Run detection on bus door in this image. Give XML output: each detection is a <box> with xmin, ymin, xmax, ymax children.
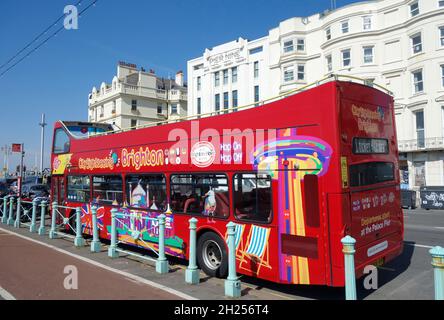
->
<box><xmin>51</xmin><ymin>176</ymin><xmax>66</xmax><ymax>224</ymax></box>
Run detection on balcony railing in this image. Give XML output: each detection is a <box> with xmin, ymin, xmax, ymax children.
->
<box><xmin>398</xmin><ymin>137</ymin><xmax>444</xmax><ymax>152</ymax></box>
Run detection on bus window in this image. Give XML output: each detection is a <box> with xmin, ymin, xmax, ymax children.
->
<box><xmin>233</xmin><ymin>173</ymin><xmax>272</xmax><ymax>223</ymax></box>
<box><xmin>67</xmin><ymin>176</ymin><xmax>90</xmax><ymax>203</ymax></box>
<box><xmin>349</xmin><ymin>162</ymin><xmax>394</xmax><ymax>187</ymax></box>
<box><xmin>53</xmin><ymin>129</ymin><xmax>70</xmax><ymax>154</ymax></box>
<box><xmin>126</xmin><ymin>174</ymin><xmax>166</xmax><ymax>211</ymax></box>
<box><xmin>170</xmin><ymin>174</ymin><xmax>229</xmax><ymax>218</ymax></box>
<box><xmin>93</xmin><ymin>175</ymin><xmax>123</xmax><ymax>205</ymax></box>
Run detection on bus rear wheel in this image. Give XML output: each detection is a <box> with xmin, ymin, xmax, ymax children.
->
<box><xmin>197</xmin><ymin>232</ymin><xmax>228</xmax><ymax>278</ymax></box>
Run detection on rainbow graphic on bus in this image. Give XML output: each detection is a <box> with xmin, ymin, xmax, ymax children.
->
<box><xmin>252</xmin><ymin>128</ymin><xmax>333</xmax><ymax>284</ymax></box>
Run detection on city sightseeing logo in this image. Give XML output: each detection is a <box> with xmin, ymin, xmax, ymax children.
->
<box><xmin>191</xmin><ymin>141</ymin><xmax>216</xmax><ymax>168</ymax></box>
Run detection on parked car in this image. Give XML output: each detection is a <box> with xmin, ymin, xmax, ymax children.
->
<box><xmin>22</xmin><ymin>184</ymin><xmax>50</xmax><ymax>199</ymax></box>
<box><xmin>9</xmin><ymin>176</ymin><xmax>39</xmax><ymax>195</ymax></box>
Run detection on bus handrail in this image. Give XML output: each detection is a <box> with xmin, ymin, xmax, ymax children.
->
<box><xmin>63</xmin><ymin>73</ymin><xmax>393</xmax><ymax>139</ymax></box>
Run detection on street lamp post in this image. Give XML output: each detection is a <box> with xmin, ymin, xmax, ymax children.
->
<box><xmin>39</xmin><ymin>113</ymin><xmax>47</xmax><ymax>177</ymax></box>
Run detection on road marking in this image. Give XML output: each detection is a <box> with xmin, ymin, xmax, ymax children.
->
<box><xmin>0</xmin><ymin>286</ymin><xmax>16</xmax><ymax>300</ymax></box>
<box><xmin>0</xmin><ymin>227</ymin><xmax>197</xmax><ymax>300</ymax></box>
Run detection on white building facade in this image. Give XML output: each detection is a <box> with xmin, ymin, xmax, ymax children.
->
<box><xmin>187</xmin><ymin>0</ymin><xmax>444</xmax><ymax>189</ymax></box>
<box><xmin>89</xmin><ymin>62</ymin><xmax>187</xmax><ymax>130</ymax></box>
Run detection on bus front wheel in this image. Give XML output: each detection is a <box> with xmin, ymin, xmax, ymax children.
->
<box><xmin>197</xmin><ymin>232</ymin><xmax>228</xmax><ymax>278</ymax></box>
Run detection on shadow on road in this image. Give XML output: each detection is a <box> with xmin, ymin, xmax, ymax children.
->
<box><xmin>355</xmin><ymin>241</ymin><xmax>415</xmax><ymax>300</ymax></box>
<box><xmin>57</xmin><ymin>230</ymin><xmax>415</xmax><ymax>300</ymax></box>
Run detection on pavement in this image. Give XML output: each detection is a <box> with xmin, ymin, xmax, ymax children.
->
<box><xmin>0</xmin><ymin>208</ymin><xmax>442</xmax><ymax>300</ymax></box>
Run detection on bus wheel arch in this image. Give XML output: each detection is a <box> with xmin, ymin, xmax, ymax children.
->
<box><xmin>196</xmin><ymin>230</ymin><xmax>228</xmax><ymax>278</ymax></box>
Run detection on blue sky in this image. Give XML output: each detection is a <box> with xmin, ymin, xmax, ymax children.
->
<box><xmin>0</xmin><ymin>0</ymin><xmax>362</xmax><ymax>172</ymax></box>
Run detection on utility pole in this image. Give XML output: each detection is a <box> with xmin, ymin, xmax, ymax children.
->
<box><xmin>1</xmin><ymin>145</ymin><xmax>11</xmax><ymax>177</ymax></box>
<box><xmin>39</xmin><ymin>113</ymin><xmax>47</xmax><ymax>177</ymax></box>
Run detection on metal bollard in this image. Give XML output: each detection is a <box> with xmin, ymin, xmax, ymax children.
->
<box><xmin>108</xmin><ymin>208</ymin><xmax>119</xmax><ymax>258</ymax></box>
<box><xmin>74</xmin><ymin>207</ymin><xmax>85</xmax><ymax>247</ymax></box>
<box><xmin>430</xmin><ymin>246</ymin><xmax>444</xmax><ymax>300</ymax></box>
<box><xmin>341</xmin><ymin>235</ymin><xmax>357</xmax><ymax>300</ymax></box>
<box><xmin>185</xmin><ymin>217</ymin><xmax>199</xmax><ymax>284</ymax></box>
<box><xmin>7</xmin><ymin>197</ymin><xmax>15</xmax><ymax>225</ymax></box>
<box><xmin>29</xmin><ymin>199</ymin><xmax>38</xmax><ymax>233</ymax></box>
<box><xmin>155</xmin><ymin>214</ymin><xmax>168</xmax><ymax>274</ymax></box>
<box><xmin>38</xmin><ymin>201</ymin><xmax>47</xmax><ymax>236</ymax></box>
<box><xmin>14</xmin><ymin>197</ymin><xmax>21</xmax><ymax>228</ymax></box>
<box><xmin>90</xmin><ymin>206</ymin><xmax>101</xmax><ymax>253</ymax></box>
<box><xmin>224</xmin><ymin>221</ymin><xmax>241</xmax><ymax>298</ymax></box>
<box><xmin>49</xmin><ymin>201</ymin><xmax>58</xmax><ymax>239</ymax></box>
<box><xmin>2</xmin><ymin>196</ymin><xmax>9</xmax><ymax>224</ymax></box>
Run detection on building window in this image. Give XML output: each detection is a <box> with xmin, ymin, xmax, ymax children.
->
<box><xmin>440</xmin><ymin>27</ymin><xmax>444</xmax><ymax>46</ymax></box>
<box><xmin>131</xmin><ymin>100</ymin><xmax>137</xmax><ymax>111</ymax></box>
<box><xmin>364</xmin><ymin>78</ymin><xmax>375</xmax><ymax>87</ymax></box>
<box><xmin>100</xmin><ymin>105</ymin><xmax>104</xmax><ymax>117</ymax></box>
<box><xmin>342</xmin><ymin>49</ymin><xmax>351</xmax><ymax>67</ymax></box>
<box><xmin>232</xmin><ymin>67</ymin><xmax>238</xmax><ymax>83</ymax></box>
<box><xmin>283</xmin><ymin>65</ymin><xmax>294</xmax><ymax>82</ymax></box>
<box><xmin>171</xmin><ymin>103</ymin><xmax>178</xmax><ymax>114</ymax></box>
<box><xmin>223</xmin><ymin>92</ymin><xmax>229</xmax><ymax>111</ymax></box>
<box><xmin>157</xmin><ymin>104</ymin><xmax>162</xmax><ymax>114</ymax></box>
<box><xmin>326</xmin><ymin>27</ymin><xmax>331</xmax><ymax>40</ymax></box>
<box><xmin>249</xmin><ymin>46</ymin><xmax>263</xmax><ymax>54</ymax></box>
<box><xmin>440</xmin><ymin>0</ymin><xmax>444</xmax><ymax>7</ymax></box>
<box><xmin>341</xmin><ymin>21</ymin><xmax>349</xmax><ymax>34</ymax></box>
<box><xmin>297</xmin><ymin>65</ymin><xmax>305</xmax><ymax>81</ymax></box>
<box><xmin>326</xmin><ymin>55</ymin><xmax>332</xmax><ymax>72</ymax></box>
<box><xmin>197</xmin><ymin>98</ymin><xmax>201</xmax><ymax>115</ymax></box>
<box><xmin>197</xmin><ymin>76</ymin><xmax>201</xmax><ymax>91</ymax></box>
<box><xmin>410</xmin><ymin>1</ymin><xmax>419</xmax><ymax>17</ymax></box>
<box><xmin>283</xmin><ymin>40</ymin><xmax>294</xmax><ymax>53</ymax></box>
<box><xmin>297</xmin><ymin>39</ymin><xmax>305</xmax><ymax>51</ymax></box>
<box><xmin>412</xmin><ymin>69</ymin><xmax>424</xmax><ymax>94</ymax></box>
<box><xmin>131</xmin><ymin>119</ymin><xmax>137</xmax><ymax>129</ymax></box>
<box><xmin>223</xmin><ymin>69</ymin><xmax>229</xmax><ymax>85</ymax></box>
<box><xmin>411</xmin><ymin>33</ymin><xmax>422</xmax><ymax>54</ymax></box>
<box><xmin>232</xmin><ymin>90</ymin><xmax>238</xmax><ymax>109</ymax></box>
<box><xmin>254</xmin><ymin>86</ymin><xmax>260</xmax><ymax>104</ymax></box>
<box><xmin>254</xmin><ymin>61</ymin><xmax>259</xmax><ymax>78</ymax></box>
<box><xmin>214</xmin><ymin>72</ymin><xmax>220</xmax><ymax>87</ymax></box>
<box><xmin>363</xmin><ymin>16</ymin><xmax>372</xmax><ymax>30</ymax></box>
<box><xmin>215</xmin><ymin>94</ymin><xmax>220</xmax><ymax>112</ymax></box>
<box><xmin>441</xmin><ymin>65</ymin><xmax>444</xmax><ymax>87</ymax></box>
<box><xmin>415</xmin><ymin>110</ymin><xmax>425</xmax><ymax>149</ymax></box>
<box><xmin>112</xmin><ymin>101</ymin><xmax>116</xmax><ymax>114</ymax></box>
<box><xmin>363</xmin><ymin>46</ymin><xmax>374</xmax><ymax>64</ymax></box>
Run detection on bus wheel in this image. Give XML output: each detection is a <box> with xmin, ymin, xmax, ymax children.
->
<box><xmin>197</xmin><ymin>232</ymin><xmax>228</xmax><ymax>278</ymax></box>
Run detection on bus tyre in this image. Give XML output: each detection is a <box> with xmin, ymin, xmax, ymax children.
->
<box><xmin>197</xmin><ymin>232</ymin><xmax>228</xmax><ymax>278</ymax></box>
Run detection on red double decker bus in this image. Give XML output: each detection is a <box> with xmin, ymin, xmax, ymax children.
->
<box><xmin>50</xmin><ymin>78</ymin><xmax>403</xmax><ymax>287</ymax></box>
